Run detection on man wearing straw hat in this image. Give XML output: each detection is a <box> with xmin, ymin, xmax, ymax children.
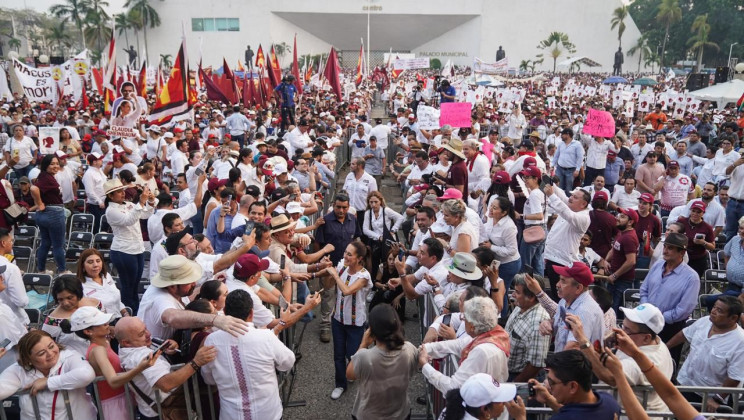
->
<box><xmin>435</xmin><ymin>137</ymin><xmax>469</xmax><ymax>198</ymax></box>
<box><xmin>138</xmin><ymin>255</ymin><xmax>250</xmax><ymax>341</ymax></box>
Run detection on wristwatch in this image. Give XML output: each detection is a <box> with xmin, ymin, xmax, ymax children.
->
<box><xmin>579</xmin><ymin>341</ymin><xmax>592</xmax><ymax>350</ymax></box>
<box><xmin>432</xmin><ymin>286</ymin><xmax>441</xmax><ymax>293</ymax></box>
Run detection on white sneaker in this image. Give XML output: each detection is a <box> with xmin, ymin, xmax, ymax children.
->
<box><xmin>330</xmin><ymin>387</ymin><xmax>344</xmax><ymax>400</ymax></box>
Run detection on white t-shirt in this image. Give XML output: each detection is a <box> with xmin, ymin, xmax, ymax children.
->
<box><xmin>523</xmin><ymin>188</ymin><xmax>546</xmax><ymax>225</ymax></box>
<box><xmin>137</xmin><ymin>286</ymin><xmax>185</xmax><ymax>340</ymax></box>
<box><xmin>333</xmin><ymin>262</ymin><xmax>372</xmax><ymax>327</ymax></box>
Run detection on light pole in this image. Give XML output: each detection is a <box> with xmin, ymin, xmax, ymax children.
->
<box><xmin>366</xmin><ymin>0</ymin><xmax>371</xmax><ymax>80</ymax></box>
<box><xmin>728</xmin><ymin>42</ymin><xmax>738</xmax><ymax>69</ymax></box>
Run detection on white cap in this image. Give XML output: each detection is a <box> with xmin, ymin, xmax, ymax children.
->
<box><xmin>619</xmin><ymin>303</ymin><xmax>665</xmax><ymax>334</ymax></box>
<box><xmin>460</xmin><ymin>373</ymin><xmax>517</xmax><ymax>407</ymax></box>
<box><xmin>286</xmin><ymin>201</ymin><xmax>303</xmax><ymax>214</ymax></box>
<box><xmin>70</xmin><ymin>306</ymin><xmax>115</xmax><ymax>332</ymax></box>
<box><xmin>430</xmin><ymin>220</ymin><xmax>452</xmax><ymax>235</ymax></box>
<box><xmin>273</xmin><ymin>163</ymin><xmax>288</xmax><ymax>176</ymax></box>
<box><xmin>163</xmin><ymin>132</ymin><xmax>174</xmax><ymax>139</ymax></box>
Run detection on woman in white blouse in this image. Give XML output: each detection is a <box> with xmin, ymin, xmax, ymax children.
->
<box><xmin>77</xmin><ymin>248</ymin><xmax>128</xmax><ymax>318</ymax></box>
<box><xmin>326</xmin><ymin>241</ymin><xmax>373</xmax><ymax>401</ymax></box>
<box><xmin>104</xmin><ymin>178</ymin><xmax>155</xmax><ymax>314</ymax></box>
<box><xmin>363</xmin><ymin>191</ymin><xmax>404</xmax><ymax>280</ymax></box>
<box><xmin>518</xmin><ymin>167</ymin><xmax>547</xmax><ymax>276</ymax></box>
<box><xmin>41</xmin><ymin>276</ymin><xmax>102</xmax><ymax>357</ymax></box>
<box><xmin>0</xmin><ymin>330</ymin><xmax>97</xmax><ymax>420</ymax></box>
<box><xmin>441</xmin><ymin>199</ymin><xmax>478</xmax><ymax>258</ymax></box>
<box><xmin>482</xmin><ymin>196</ymin><xmax>521</xmax><ymax>317</ymax></box>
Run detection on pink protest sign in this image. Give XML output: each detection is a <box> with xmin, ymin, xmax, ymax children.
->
<box><xmin>583</xmin><ymin>108</ymin><xmax>616</xmax><ymax>138</ymax></box>
<box><xmin>439</xmin><ymin>102</ymin><xmax>472</xmax><ymax>128</ymax></box>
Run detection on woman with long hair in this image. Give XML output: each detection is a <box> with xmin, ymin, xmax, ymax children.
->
<box><xmin>110</xmin><ymin>93</ymin><xmax>142</xmax><ymax>128</ymax></box>
<box><xmin>135</xmin><ymin>162</ymin><xmax>167</xmax><ymax>196</ymax></box>
<box><xmin>195</xmin><ymin>279</ymin><xmax>229</xmax><ymax>314</ymax></box>
<box><xmin>346</xmin><ymin>304</ymin><xmax>417</xmax><ymax>420</ymax></box>
<box><xmin>104</xmin><ymin>178</ymin><xmax>155</xmax><ymax>313</ymax></box>
<box><xmin>77</xmin><ymin>248</ymin><xmax>129</xmax><ymax>319</ymax></box>
<box><xmin>42</xmin><ymin>275</ymin><xmax>102</xmax><ymax>357</ymax></box>
<box><xmin>327</xmin><ymin>241</ymin><xmax>373</xmax><ymax>400</ymax></box>
<box><xmin>482</xmin><ymin>197</ymin><xmax>521</xmax><ymax>317</ymax></box>
<box><xmin>58</xmin><ymin>128</ymin><xmax>82</xmax><ymax>162</ymax></box>
<box><xmin>363</xmin><ymin>191</ymin><xmax>404</xmax><ymax>280</ymax></box>
<box><xmin>0</xmin><ymin>330</ymin><xmax>97</xmax><ymax>420</ymax></box>
<box><xmin>30</xmin><ymin>154</ymin><xmax>66</xmax><ymax>274</ymax></box>
<box><xmin>70</xmin><ymin>307</ymin><xmax>158</xmax><ymax>420</ymax></box>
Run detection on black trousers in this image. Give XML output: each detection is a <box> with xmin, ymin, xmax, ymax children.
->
<box><xmin>659</xmin><ymin>319</ymin><xmax>687</xmax><ymax>368</ymax></box>
<box><xmin>544</xmin><ymin>260</ymin><xmax>564</xmax><ymax>303</ymax></box>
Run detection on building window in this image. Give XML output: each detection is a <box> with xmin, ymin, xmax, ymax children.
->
<box><xmin>192</xmin><ymin>18</ymin><xmax>239</xmax><ymax>32</ymax></box>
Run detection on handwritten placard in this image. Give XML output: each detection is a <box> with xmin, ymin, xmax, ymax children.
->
<box><xmin>416</xmin><ymin>105</ymin><xmax>441</xmax><ymax>130</ymax></box>
<box><xmin>439</xmin><ymin>102</ymin><xmax>472</xmax><ymax>128</ymax></box>
<box><xmin>107</xmin><ymin>125</ymin><xmax>138</xmax><ymax>138</ymax></box>
<box><xmin>583</xmin><ymin>109</ymin><xmax>616</xmax><ymax>138</ymax></box>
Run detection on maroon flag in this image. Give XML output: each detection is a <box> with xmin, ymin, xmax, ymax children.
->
<box><xmin>322</xmin><ymin>47</ymin><xmax>343</xmax><ymax>99</ymax></box>
<box><xmin>291</xmin><ymin>35</ymin><xmax>303</xmax><ymax>94</ymax></box>
<box><xmin>199</xmin><ymin>65</ymin><xmax>232</xmax><ymax>104</ymax></box>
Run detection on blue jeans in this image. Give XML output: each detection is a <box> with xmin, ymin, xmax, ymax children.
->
<box><xmin>499</xmin><ymin>258</ymin><xmax>521</xmax><ymax>319</ymax></box>
<box><xmin>609</xmin><ymin>280</ymin><xmax>637</xmax><ymax>314</ymax></box>
<box><xmin>111</xmin><ymin>250</ymin><xmax>145</xmax><ymax>313</ymax></box>
<box><xmin>555</xmin><ymin>166</ymin><xmax>576</xmax><ymax>195</ymax></box>
<box><xmin>636</xmin><ymin>255</ymin><xmax>651</xmax><ymax>269</ymax></box>
<box><xmin>190</xmin><ymin>208</ymin><xmax>204</xmax><ymax>235</ymax></box>
<box><xmin>11</xmin><ymin>165</ymin><xmax>32</xmax><ymax>182</ymax></box>
<box><xmin>519</xmin><ymin>228</ymin><xmax>546</xmax><ymax>276</ymax></box>
<box><xmin>34</xmin><ymin>206</ymin><xmax>66</xmax><ymax>272</ymax></box>
<box><xmin>331</xmin><ymin>317</ymin><xmax>364</xmax><ymax>389</ymax></box>
<box><xmin>725</xmin><ymin>198</ymin><xmax>744</xmax><ymax>241</ymax></box>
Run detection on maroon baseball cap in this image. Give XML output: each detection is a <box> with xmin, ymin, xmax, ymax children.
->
<box><xmin>690</xmin><ymin>201</ymin><xmax>707</xmax><ymax>212</ymax></box>
<box><xmin>668</xmin><ymin>161</ymin><xmax>680</xmax><ymax>168</ymax></box>
<box><xmin>523</xmin><ymin>157</ymin><xmax>537</xmax><ymax>168</ymax></box>
<box><xmin>593</xmin><ymin>191</ymin><xmax>609</xmax><ymax>201</ymax></box>
<box><xmin>207</xmin><ymin>178</ymin><xmax>228</xmax><ymax>192</ymax></box>
<box><xmin>520</xmin><ymin>166</ymin><xmax>541</xmax><ymax>178</ymax></box>
<box><xmin>492</xmin><ymin>171</ymin><xmax>511</xmax><ymax>185</ymax></box>
<box><xmin>639</xmin><ymin>193</ymin><xmax>654</xmax><ymax>203</ymax></box>
<box><xmin>233</xmin><ymin>254</ymin><xmax>269</xmax><ymax>279</ymax></box>
<box><xmin>553</xmin><ymin>261</ymin><xmax>594</xmax><ymax>287</ymax></box>
<box><xmin>619</xmin><ymin>208</ymin><xmax>639</xmax><ymax>225</ymax></box>
<box><xmin>607</xmin><ymin>150</ymin><xmax>617</xmax><ymax>158</ymax></box>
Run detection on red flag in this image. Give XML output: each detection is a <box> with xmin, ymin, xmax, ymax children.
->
<box><xmin>200</xmin><ymin>63</ymin><xmax>232</xmax><ymax>104</ymax></box>
<box><xmin>101</xmin><ymin>32</ymin><xmax>117</xmax><ymax>113</ymax></box>
<box><xmin>222</xmin><ymin>58</ymin><xmax>234</xmax><ymax>80</ymax></box>
<box><xmin>304</xmin><ymin>58</ymin><xmax>313</xmax><ymax>83</ymax></box>
<box><xmin>136</xmin><ymin>60</ymin><xmax>147</xmax><ymax>97</ymax></box>
<box><xmin>291</xmin><ymin>35</ymin><xmax>303</xmax><ymax>94</ymax></box>
<box><xmin>148</xmin><ymin>39</ymin><xmax>192</xmax><ymax>124</ymax></box>
<box><xmin>391</xmin><ymin>55</ymin><xmax>404</xmax><ymax>80</ymax></box>
<box><xmin>322</xmin><ymin>47</ymin><xmax>343</xmax><ymax>100</ymax></box>
<box><xmin>268</xmin><ymin>45</ymin><xmax>282</xmax><ymax>89</ymax></box>
<box><xmin>242</xmin><ymin>76</ymin><xmax>252</xmax><ymax>108</ymax></box>
<box><xmin>255</xmin><ymin>45</ymin><xmax>266</xmax><ymax>69</ymax></box>
<box><xmin>355</xmin><ymin>42</ymin><xmax>365</xmax><ymax>86</ymax></box>
<box><xmin>91</xmin><ymin>68</ymin><xmax>104</xmax><ymax>95</ymax></box>
<box><xmin>256</xmin><ymin>71</ymin><xmax>268</xmax><ymax>108</ymax></box>
<box><xmin>247</xmin><ymin>72</ymin><xmax>257</xmax><ymax>107</ymax></box>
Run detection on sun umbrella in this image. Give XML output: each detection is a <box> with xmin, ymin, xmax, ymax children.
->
<box><xmin>633</xmin><ymin>77</ymin><xmax>658</xmax><ymax>86</ymax></box>
<box><xmin>602</xmin><ymin>76</ymin><xmax>629</xmax><ymax>84</ymax></box>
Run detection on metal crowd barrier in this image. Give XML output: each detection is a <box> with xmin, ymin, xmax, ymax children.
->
<box><xmin>417</xmin><ymin>293</ymin><xmax>744</xmax><ymax>420</ymax></box>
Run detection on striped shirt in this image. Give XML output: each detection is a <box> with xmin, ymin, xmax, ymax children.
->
<box><xmin>553</xmin><ymin>291</ymin><xmax>605</xmax><ymax>352</ymax></box>
<box><xmin>333</xmin><ymin>262</ymin><xmax>372</xmax><ymax>327</ymax></box>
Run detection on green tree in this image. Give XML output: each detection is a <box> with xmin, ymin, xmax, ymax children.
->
<box><xmin>537</xmin><ymin>31</ymin><xmax>576</xmax><ymax>72</ymax></box>
<box><xmin>83</xmin><ymin>9</ymin><xmax>111</xmax><ymax>57</ymax></box>
<box><xmin>49</xmin><ymin>0</ymin><xmax>91</xmax><ymax>50</ymax></box>
<box><xmin>8</xmin><ymin>37</ymin><xmax>21</xmax><ymax>52</ymax></box>
<box><xmin>656</xmin><ymin>0</ymin><xmax>682</xmax><ymax>68</ymax></box>
<box><xmin>687</xmin><ymin>14</ymin><xmax>719</xmax><ymax>72</ymax></box>
<box><xmin>519</xmin><ymin>59</ymin><xmax>531</xmax><ymax>73</ymax></box>
<box><xmin>644</xmin><ymin>50</ymin><xmax>661</xmax><ymax>74</ymax></box>
<box><xmin>628</xmin><ymin>34</ymin><xmax>652</xmax><ymax>74</ymax></box>
<box><xmin>610</xmin><ymin>6</ymin><xmax>629</xmax><ymax>48</ymax></box>
<box><xmin>160</xmin><ymin>53</ymin><xmax>172</xmax><ymax>69</ymax></box>
<box><xmin>430</xmin><ymin>58</ymin><xmax>441</xmax><ymax>69</ymax></box>
<box><xmin>115</xmin><ymin>13</ymin><xmax>131</xmax><ymax>50</ymax></box>
<box><xmin>124</xmin><ymin>0</ymin><xmax>160</xmax><ymax>64</ymax></box>
<box><xmin>274</xmin><ymin>41</ymin><xmax>291</xmax><ymax>68</ymax></box>
<box><xmin>45</xmin><ymin>22</ymin><xmax>72</xmax><ymax>56</ymax></box>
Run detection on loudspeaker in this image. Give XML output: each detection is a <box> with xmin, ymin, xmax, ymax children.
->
<box><xmin>686</xmin><ymin>73</ymin><xmax>710</xmax><ymax>91</ymax></box>
<box><xmin>714</xmin><ymin>67</ymin><xmax>730</xmax><ymax>84</ymax></box>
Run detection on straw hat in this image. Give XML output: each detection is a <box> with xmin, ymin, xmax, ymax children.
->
<box><xmin>152</xmin><ymin>255</ymin><xmax>203</xmax><ymax>288</ymax></box>
<box><xmin>103</xmin><ymin>178</ymin><xmax>126</xmax><ymax>195</ymax></box>
<box><xmin>270</xmin><ymin>214</ymin><xmax>297</xmax><ymax>234</ymax></box>
<box><xmin>442</xmin><ymin>137</ymin><xmax>466</xmax><ymax>159</ymax></box>
<box><xmin>446</xmin><ymin>252</ymin><xmax>483</xmax><ymax>281</ymax></box>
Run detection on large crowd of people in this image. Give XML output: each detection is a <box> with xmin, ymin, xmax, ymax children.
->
<box><xmin>0</xmin><ymin>65</ymin><xmax>742</xmax><ymax>420</ymax></box>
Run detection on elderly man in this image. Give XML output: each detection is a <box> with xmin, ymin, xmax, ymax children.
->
<box><xmin>542</xmin><ymin>185</ymin><xmax>591</xmax><ymax>302</ymax></box>
<box><xmin>202</xmin><ymin>290</ymin><xmax>296</xmax><ymax>420</ymax></box>
<box><xmin>342</xmin><ymin>157</ymin><xmax>378</xmax><ymax>214</ymax></box>
<box><xmin>463</xmin><ymin>139</ymin><xmax>490</xmax><ymax>196</ymax></box>
<box><xmin>568</xmin><ymin>303</ymin><xmax>674</xmax><ymax>414</ymax></box>
<box><xmin>505</xmin><ymin>274</ymin><xmax>551</xmax><ymax>382</ymax></box>
<box><xmin>667</xmin><ymin>296</ymin><xmax>744</xmax><ymax>411</ymax></box>
<box><xmin>418</xmin><ymin>296</ymin><xmax>509</xmax><ymax>393</ymax></box>
<box><xmin>138</xmin><ymin>254</ymin><xmax>249</xmax><ymax>340</ymax></box>
<box><xmin>116</xmin><ymin>316</ymin><xmax>217</xmax><ymax>420</ymax></box>
<box><xmin>640</xmin><ymin>232</ymin><xmax>700</xmax><ymax>364</ymax></box>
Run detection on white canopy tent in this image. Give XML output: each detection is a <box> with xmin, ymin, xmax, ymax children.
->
<box><xmin>686</xmin><ymin>79</ymin><xmax>744</xmax><ymax>110</ymax></box>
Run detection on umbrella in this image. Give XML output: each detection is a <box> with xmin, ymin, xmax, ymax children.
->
<box><xmin>602</xmin><ymin>76</ymin><xmax>629</xmax><ymax>84</ymax></box>
<box><xmin>633</xmin><ymin>77</ymin><xmax>658</xmax><ymax>86</ymax></box>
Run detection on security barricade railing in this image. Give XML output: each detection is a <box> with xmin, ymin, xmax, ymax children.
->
<box><xmin>418</xmin><ymin>293</ymin><xmax>744</xmax><ymax>420</ymax></box>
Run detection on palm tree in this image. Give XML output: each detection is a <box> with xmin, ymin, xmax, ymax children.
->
<box><xmin>8</xmin><ymin>37</ymin><xmax>21</xmax><ymax>52</ymax></box>
<box><xmin>124</xmin><ymin>0</ymin><xmax>160</xmax><ymax>64</ymax></box>
<box><xmin>115</xmin><ymin>13</ymin><xmax>131</xmax><ymax>49</ymax></box>
<box><xmin>687</xmin><ymin>14</ymin><xmax>719</xmax><ymax>73</ymax></box>
<box><xmin>537</xmin><ymin>31</ymin><xmax>576</xmax><ymax>72</ymax></box>
<box><xmin>519</xmin><ymin>59</ymin><xmax>531</xmax><ymax>73</ymax></box>
<box><xmin>45</xmin><ymin>22</ymin><xmax>72</xmax><ymax>56</ymax></box>
<box><xmin>49</xmin><ymin>0</ymin><xmax>91</xmax><ymax>50</ymax></box>
<box><xmin>274</xmin><ymin>41</ymin><xmax>291</xmax><ymax>67</ymax></box>
<box><xmin>644</xmin><ymin>50</ymin><xmax>661</xmax><ymax>74</ymax></box>
<box><xmin>83</xmin><ymin>11</ymin><xmax>111</xmax><ymax>55</ymax></box>
<box><xmin>656</xmin><ymin>0</ymin><xmax>682</xmax><ymax>69</ymax></box>
<box><xmin>160</xmin><ymin>53</ymin><xmax>172</xmax><ymax>69</ymax></box>
<box><xmin>628</xmin><ymin>34</ymin><xmax>652</xmax><ymax>74</ymax></box>
<box><xmin>610</xmin><ymin>6</ymin><xmax>629</xmax><ymax>48</ymax></box>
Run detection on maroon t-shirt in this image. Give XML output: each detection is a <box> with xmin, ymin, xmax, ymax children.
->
<box><xmin>678</xmin><ymin>217</ymin><xmax>714</xmax><ymax>260</ymax></box>
<box><xmin>609</xmin><ymin>229</ymin><xmax>640</xmax><ymax>282</ymax></box>
<box><xmin>589</xmin><ymin>210</ymin><xmax>618</xmax><ymax>259</ymax></box>
<box><xmin>447</xmin><ymin>160</ymin><xmax>469</xmax><ymax>198</ymax></box>
<box><xmin>34</xmin><ymin>172</ymin><xmax>63</xmax><ymax>205</ymax></box>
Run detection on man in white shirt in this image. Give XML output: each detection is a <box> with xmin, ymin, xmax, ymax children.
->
<box><xmin>202</xmin><ymin>289</ymin><xmax>296</xmax><ymax>420</ymax></box>
<box><xmin>369</xmin><ymin>118</ymin><xmax>392</xmax><ymax>150</ymax></box>
<box><xmin>286</xmin><ymin>119</ymin><xmax>314</xmax><ymax>157</ymax></box>
<box><xmin>395</xmin><ymin>238</ymin><xmax>450</xmax><ymax>303</ymax></box>
<box><xmin>584</xmin><ymin>136</ymin><xmax>617</xmax><ymax>187</ymax></box>
<box><xmin>582</xmin><ymin>175</ymin><xmax>611</xmax><ymax>200</ymax></box>
<box><xmin>610</xmin><ymin>177</ymin><xmax>642</xmax><ymax>210</ymax></box>
<box><xmin>148</xmin><ymin>186</ymin><xmax>203</xmax><ymax>245</ymax></box>
<box><xmin>463</xmin><ymin>139</ymin><xmax>490</xmax><ymax>197</ymax></box>
<box><xmin>170</xmin><ymin>140</ymin><xmax>189</xmax><ymax>178</ymax></box>
<box><xmin>403</xmin><ymin>150</ymin><xmax>434</xmax><ymax>188</ymax></box>
<box><xmin>342</xmin><ymin>158</ymin><xmax>378</xmax><ymax>213</ymax></box>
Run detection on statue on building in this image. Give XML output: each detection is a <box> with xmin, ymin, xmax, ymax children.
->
<box><xmin>613</xmin><ymin>47</ymin><xmax>624</xmax><ymax>76</ymax></box>
<box><xmin>245</xmin><ymin>45</ymin><xmax>254</xmax><ymax>70</ymax></box>
<box><xmin>123</xmin><ymin>45</ymin><xmax>137</xmax><ymax>68</ymax></box>
<box><xmin>496</xmin><ymin>46</ymin><xmax>506</xmax><ymax>62</ymax></box>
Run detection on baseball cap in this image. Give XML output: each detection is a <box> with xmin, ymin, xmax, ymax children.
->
<box><xmin>667</xmin><ymin>160</ymin><xmax>680</xmax><ymax>169</ymax></box>
<box><xmin>619</xmin><ymin>303</ymin><xmax>665</xmax><ymax>334</ymax></box>
<box><xmin>233</xmin><ymin>253</ymin><xmax>269</xmax><ymax>279</ymax></box>
<box><xmin>639</xmin><ymin>193</ymin><xmax>654</xmax><ymax>204</ymax></box>
<box><xmin>618</xmin><ymin>208</ymin><xmax>639</xmax><ymax>225</ymax></box>
<box><xmin>18</xmin><ymin>176</ymin><xmax>29</xmax><ymax>185</ymax></box>
<box><xmin>522</xmin><ymin>157</ymin><xmax>537</xmax><ymax>168</ymax></box>
<box><xmin>438</xmin><ymin>188</ymin><xmax>463</xmax><ymax>201</ymax></box>
<box><xmin>286</xmin><ymin>201</ymin><xmax>303</xmax><ymax>214</ymax></box>
<box><xmin>492</xmin><ymin>171</ymin><xmax>511</xmax><ymax>185</ymax></box>
<box><xmin>593</xmin><ymin>191</ymin><xmax>609</xmax><ymax>201</ymax></box>
<box><xmin>553</xmin><ymin>261</ymin><xmax>594</xmax><ymax>286</ymax></box>
<box><xmin>163</xmin><ymin>132</ymin><xmax>174</xmax><ymax>139</ymax></box>
<box><xmin>520</xmin><ymin>166</ymin><xmax>541</xmax><ymax>178</ymax></box>
<box><xmin>54</xmin><ymin>150</ymin><xmax>68</xmax><ymax>160</ymax></box>
<box><xmin>607</xmin><ymin>150</ymin><xmax>617</xmax><ymax>158</ymax></box>
<box><xmin>69</xmin><ymin>306</ymin><xmax>114</xmax><ymax>332</ymax></box>
<box><xmin>173</xmin><ymin>127</ymin><xmax>184</xmax><ymax>133</ymax></box>
<box><xmin>460</xmin><ymin>373</ymin><xmax>517</xmax><ymax>407</ymax></box>
<box><xmin>207</xmin><ymin>178</ymin><xmax>228</xmax><ymax>192</ymax></box>
<box><xmin>273</xmin><ymin>163</ymin><xmax>288</xmax><ymax>176</ymax></box>
<box><xmin>86</xmin><ymin>152</ymin><xmax>103</xmax><ymax>164</ymax></box>
<box><xmin>245</xmin><ymin>185</ymin><xmax>261</xmax><ymax>197</ymax></box>
<box><xmin>520</xmin><ymin>140</ymin><xmax>534</xmax><ymax>150</ymax></box>
<box><xmin>690</xmin><ymin>201</ymin><xmax>706</xmax><ymax>212</ymax></box>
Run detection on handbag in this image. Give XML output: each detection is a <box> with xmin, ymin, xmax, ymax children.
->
<box><xmin>522</xmin><ymin>191</ymin><xmax>546</xmax><ymax>244</ymax></box>
<box><xmin>1</xmin><ymin>180</ymin><xmax>26</xmax><ymax>226</ymax></box>
<box><xmin>369</xmin><ymin>207</ymin><xmax>395</xmax><ymax>258</ymax></box>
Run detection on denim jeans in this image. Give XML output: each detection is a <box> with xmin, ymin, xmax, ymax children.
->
<box><xmin>88</xmin><ymin>204</ymin><xmax>105</xmax><ymax>234</ymax></box>
<box><xmin>111</xmin><ymin>250</ymin><xmax>145</xmax><ymax>313</ymax></box>
<box><xmin>555</xmin><ymin>166</ymin><xmax>576</xmax><ymax>195</ymax></box>
<box><xmin>35</xmin><ymin>206</ymin><xmax>66</xmax><ymax>272</ymax></box>
<box><xmin>190</xmin><ymin>208</ymin><xmax>204</xmax><ymax>235</ymax></box>
<box><xmin>331</xmin><ymin>317</ymin><xmax>364</xmax><ymax>389</ymax></box>
<box><xmin>609</xmin><ymin>279</ymin><xmax>636</xmax><ymax>314</ymax></box>
<box><xmin>725</xmin><ymin>198</ymin><xmax>744</xmax><ymax>241</ymax></box>
<box><xmin>519</xmin><ymin>228</ymin><xmax>546</xmax><ymax>276</ymax></box>
<box><xmin>498</xmin><ymin>258</ymin><xmax>521</xmax><ymax>318</ymax></box>
<box><xmin>11</xmin><ymin>165</ymin><xmax>32</xmax><ymax>182</ymax></box>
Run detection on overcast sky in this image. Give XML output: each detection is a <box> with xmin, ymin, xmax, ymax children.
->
<box><xmin>3</xmin><ymin>0</ymin><xmax>126</xmax><ymax>15</ymax></box>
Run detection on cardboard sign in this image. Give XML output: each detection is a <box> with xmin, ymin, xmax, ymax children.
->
<box><xmin>38</xmin><ymin>127</ymin><xmax>60</xmax><ymax>155</ymax></box>
<box><xmin>107</xmin><ymin>125</ymin><xmax>139</xmax><ymax>138</ymax></box>
<box><xmin>417</xmin><ymin>105</ymin><xmax>441</xmax><ymax>130</ymax></box>
<box><xmin>583</xmin><ymin>109</ymin><xmax>616</xmax><ymax>138</ymax></box>
<box><xmin>393</xmin><ymin>57</ymin><xmax>430</xmax><ymax>70</ymax></box>
<box><xmin>439</xmin><ymin>102</ymin><xmax>472</xmax><ymax>128</ymax></box>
